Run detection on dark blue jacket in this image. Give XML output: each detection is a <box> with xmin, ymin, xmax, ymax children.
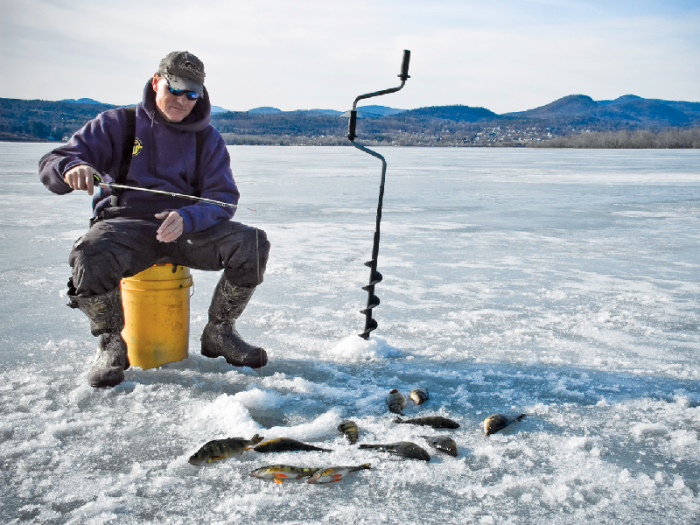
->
<box><xmin>39</xmin><ymin>80</ymin><xmax>239</xmax><ymax>235</ymax></box>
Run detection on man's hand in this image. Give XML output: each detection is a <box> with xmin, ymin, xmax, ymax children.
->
<box><xmin>155</xmin><ymin>211</ymin><xmax>184</xmax><ymax>243</ymax></box>
<box><xmin>64</xmin><ymin>165</ymin><xmax>96</xmax><ymax>195</ymax></box>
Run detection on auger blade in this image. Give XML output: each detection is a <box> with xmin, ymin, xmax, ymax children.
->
<box><xmin>359</xmin><ymin>318</ymin><xmax>378</xmax><ymax>339</ymax></box>
<box><xmin>362</xmin><ymin>271</ymin><xmax>383</xmax><ymax>291</ymax></box>
<box><xmin>360</xmin><ymin>295</ymin><xmax>380</xmax><ymax>314</ymax></box>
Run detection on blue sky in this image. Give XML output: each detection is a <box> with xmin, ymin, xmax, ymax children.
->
<box><xmin>1</xmin><ymin>0</ymin><xmax>698</xmax><ymax>113</ymax></box>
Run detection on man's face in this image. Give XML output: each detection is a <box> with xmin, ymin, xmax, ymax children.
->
<box><xmin>152</xmin><ymin>75</ymin><xmax>198</xmax><ymax>123</ymax></box>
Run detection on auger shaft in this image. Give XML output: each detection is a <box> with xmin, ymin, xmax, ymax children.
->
<box><xmin>348</xmin><ymin>50</ymin><xmax>411</xmax><ymax>339</ymax></box>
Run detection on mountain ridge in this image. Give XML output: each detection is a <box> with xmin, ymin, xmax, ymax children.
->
<box><xmin>504</xmin><ymin>94</ymin><xmax>694</xmax><ymax>125</ymax></box>
<box><xmin>2</xmin><ymin>94</ymin><xmax>698</xmax><ymax>145</ymax></box>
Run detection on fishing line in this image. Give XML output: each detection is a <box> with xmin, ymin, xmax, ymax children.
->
<box><xmin>92</xmin><ymin>173</ymin><xmax>256</xmax><ymax>211</ymax></box>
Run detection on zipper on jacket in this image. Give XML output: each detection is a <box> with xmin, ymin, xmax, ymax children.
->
<box><xmin>149</xmin><ymin>111</ymin><xmax>156</xmax><ymax>174</ymax></box>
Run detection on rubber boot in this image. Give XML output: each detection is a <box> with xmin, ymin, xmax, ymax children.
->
<box><xmin>68</xmin><ymin>286</ymin><xmax>130</xmax><ymax>387</ymax></box>
<box><xmin>200</xmin><ymin>274</ymin><xmax>268</xmax><ymax>368</ymax></box>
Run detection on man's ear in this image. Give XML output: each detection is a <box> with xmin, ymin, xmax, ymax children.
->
<box><xmin>152</xmin><ymin>74</ymin><xmax>160</xmax><ymax>92</ymax></box>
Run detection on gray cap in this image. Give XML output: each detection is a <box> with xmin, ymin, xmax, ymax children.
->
<box><xmin>158</xmin><ymin>51</ymin><xmax>205</xmax><ymax>95</ymax></box>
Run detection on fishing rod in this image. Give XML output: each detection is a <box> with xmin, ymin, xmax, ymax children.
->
<box><xmin>348</xmin><ymin>50</ymin><xmax>411</xmax><ymax>339</ymax></box>
<box><xmin>92</xmin><ymin>174</ymin><xmax>238</xmax><ymax>209</ymax></box>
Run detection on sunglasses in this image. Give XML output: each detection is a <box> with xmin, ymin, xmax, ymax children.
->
<box><xmin>165</xmin><ymin>80</ymin><xmax>201</xmax><ymax>101</ymax></box>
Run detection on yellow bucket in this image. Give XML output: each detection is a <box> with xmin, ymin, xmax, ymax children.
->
<box><xmin>121</xmin><ymin>264</ymin><xmax>193</xmax><ymax>369</ymax></box>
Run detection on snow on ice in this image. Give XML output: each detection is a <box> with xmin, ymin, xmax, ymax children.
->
<box><xmin>1</xmin><ymin>144</ymin><xmax>699</xmax><ymax>523</ymax></box>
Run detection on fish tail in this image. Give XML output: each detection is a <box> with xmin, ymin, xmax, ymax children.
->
<box><xmin>251</xmin><ymin>434</ymin><xmax>264</xmax><ymax>444</ymax></box>
<box><xmin>360</xmin><ymin>463</ymin><xmax>371</xmax><ymax>470</ymax></box>
<box><xmin>393</xmin><ymin>417</ymin><xmax>404</xmax><ymax>424</ymax></box>
<box><xmin>516</xmin><ymin>414</ymin><xmax>526</xmax><ymax>421</ymax></box>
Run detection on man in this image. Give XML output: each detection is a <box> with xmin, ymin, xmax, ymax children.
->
<box><xmin>39</xmin><ymin>51</ymin><xmax>270</xmax><ymax>388</ymax></box>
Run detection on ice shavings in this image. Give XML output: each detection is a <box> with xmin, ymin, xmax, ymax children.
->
<box><xmin>189</xmin><ymin>393</ymin><xmax>263</xmax><ymax>438</ymax></box>
<box><xmin>327</xmin><ymin>335</ymin><xmax>405</xmax><ymax>362</ymax></box>
<box><xmin>262</xmin><ymin>409</ymin><xmax>341</xmax><ymax>441</ymax></box>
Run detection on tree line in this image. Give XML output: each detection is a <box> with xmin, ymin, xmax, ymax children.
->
<box><xmin>531</xmin><ymin>129</ymin><xmax>700</xmax><ymax>149</ymax></box>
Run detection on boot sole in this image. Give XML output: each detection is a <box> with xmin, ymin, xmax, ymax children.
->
<box><xmin>88</xmin><ymin>368</ymin><xmax>125</xmax><ymax>388</ymax></box>
<box><xmin>201</xmin><ymin>345</ymin><xmax>268</xmax><ymax>369</ymax></box>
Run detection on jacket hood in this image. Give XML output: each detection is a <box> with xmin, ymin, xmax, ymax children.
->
<box><xmin>141</xmin><ymin>79</ymin><xmax>211</xmax><ymax>132</ymax></box>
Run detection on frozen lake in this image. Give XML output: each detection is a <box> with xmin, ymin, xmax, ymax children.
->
<box><xmin>1</xmin><ymin>143</ymin><xmax>699</xmax><ymax>524</ymax></box>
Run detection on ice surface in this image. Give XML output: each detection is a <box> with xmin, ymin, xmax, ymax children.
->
<box><xmin>1</xmin><ymin>144</ymin><xmax>699</xmax><ymax>523</ymax></box>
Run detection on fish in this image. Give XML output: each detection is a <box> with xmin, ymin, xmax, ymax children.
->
<box><xmin>188</xmin><ymin>434</ymin><xmax>264</xmax><ymax>465</ymax></box>
<box><xmin>249</xmin><ymin>465</ymin><xmax>320</xmax><ymax>484</ymax></box>
<box><xmin>307</xmin><ymin>463</ymin><xmax>371</xmax><ymax>484</ymax></box>
<box><xmin>483</xmin><ymin>413</ymin><xmax>526</xmax><ymax>436</ymax></box>
<box><xmin>253</xmin><ymin>437</ymin><xmax>333</xmax><ymax>453</ymax></box>
<box><xmin>423</xmin><ymin>435</ymin><xmax>459</xmax><ymax>457</ymax></box>
<box><xmin>393</xmin><ymin>416</ymin><xmax>460</xmax><ymax>429</ymax></box>
<box><xmin>359</xmin><ymin>441</ymin><xmax>431</xmax><ymax>461</ymax></box>
<box><xmin>409</xmin><ymin>387</ymin><xmax>429</xmax><ymax>405</ymax></box>
<box><xmin>386</xmin><ymin>389</ymin><xmax>407</xmax><ymax>415</ymax></box>
<box><xmin>338</xmin><ymin>420</ymin><xmax>359</xmax><ymax>444</ymax></box>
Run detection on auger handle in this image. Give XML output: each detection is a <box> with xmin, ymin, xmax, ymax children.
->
<box><xmin>348</xmin><ymin>110</ymin><xmax>358</xmax><ymax>141</ymax></box>
<box><xmin>399</xmin><ymin>50</ymin><xmax>411</xmax><ymax>81</ymax></box>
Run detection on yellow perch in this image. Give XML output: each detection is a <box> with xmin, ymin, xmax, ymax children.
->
<box><xmin>307</xmin><ymin>463</ymin><xmax>371</xmax><ymax>484</ymax></box>
<box><xmin>338</xmin><ymin>420</ymin><xmax>360</xmax><ymax>444</ymax></box>
<box><xmin>483</xmin><ymin>413</ymin><xmax>526</xmax><ymax>436</ymax></box>
<box><xmin>188</xmin><ymin>434</ymin><xmax>264</xmax><ymax>465</ymax></box>
<box><xmin>249</xmin><ymin>465</ymin><xmax>320</xmax><ymax>484</ymax></box>
<box><xmin>409</xmin><ymin>387</ymin><xmax>429</xmax><ymax>405</ymax></box>
<box><xmin>386</xmin><ymin>389</ymin><xmax>407</xmax><ymax>415</ymax></box>
<box><xmin>254</xmin><ymin>437</ymin><xmax>333</xmax><ymax>453</ymax></box>
<box><xmin>359</xmin><ymin>441</ymin><xmax>431</xmax><ymax>461</ymax></box>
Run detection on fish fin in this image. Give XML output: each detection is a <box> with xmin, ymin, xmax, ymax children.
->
<box><xmin>361</xmin><ymin>463</ymin><xmax>371</xmax><ymax>469</ymax></box>
<box><xmin>516</xmin><ymin>414</ymin><xmax>526</xmax><ymax>421</ymax></box>
<box><xmin>274</xmin><ymin>478</ymin><xmax>283</xmax><ymax>485</ymax></box>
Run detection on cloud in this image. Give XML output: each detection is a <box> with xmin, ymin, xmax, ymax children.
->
<box><xmin>1</xmin><ymin>0</ymin><xmax>698</xmax><ymax>112</ymax></box>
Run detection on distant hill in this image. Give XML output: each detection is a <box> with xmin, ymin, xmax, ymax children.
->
<box><xmin>400</xmin><ymin>105</ymin><xmax>498</xmax><ymax>122</ymax></box>
<box><xmin>288</xmin><ymin>109</ymin><xmax>343</xmax><ymax>117</ymax></box>
<box><xmin>248</xmin><ymin>106</ymin><xmax>404</xmax><ymax>118</ymax></box>
<box><xmin>507</xmin><ymin>95</ymin><xmax>598</xmax><ymax>118</ymax></box>
<box><xmin>248</xmin><ymin>107</ymin><xmax>283</xmax><ymax>114</ymax></box>
<box><xmin>356</xmin><ymin>105</ymin><xmax>407</xmax><ymax>117</ymax></box>
<box><xmin>0</xmin><ymin>97</ymin><xmax>116</xmax><ymax>141</ymax></box>
<box><xmin>505</xmin><ymin>94</ymin><xmax>693</xmax><ymax>126</ymax></box>
<box><xmin>61</xmin><ymin>98</ymin><xmax>106</xmax><ymax>105</ymax></box>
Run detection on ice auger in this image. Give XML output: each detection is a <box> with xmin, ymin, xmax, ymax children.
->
<box><xmin>347</xmin><ymin>50</ymin><xmax>411</xmax><ymax>339</ymax></box>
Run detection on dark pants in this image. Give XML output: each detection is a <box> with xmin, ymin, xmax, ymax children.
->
<box><xmin>68</xmin><ymin>217</ymin><xmax>270</xmax><ymax>297</ymax></box>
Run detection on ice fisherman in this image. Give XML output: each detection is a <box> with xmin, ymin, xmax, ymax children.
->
<box><xmin>39</xmin><ymin>51</ymin><xmax>270</xmax><ymax>388</ymax></box>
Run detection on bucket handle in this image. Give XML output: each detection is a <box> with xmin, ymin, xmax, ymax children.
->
<box><xmin>190</xmin><ymin>282</ymin><xmax>195</xmax><ymax>298</ymax></box>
